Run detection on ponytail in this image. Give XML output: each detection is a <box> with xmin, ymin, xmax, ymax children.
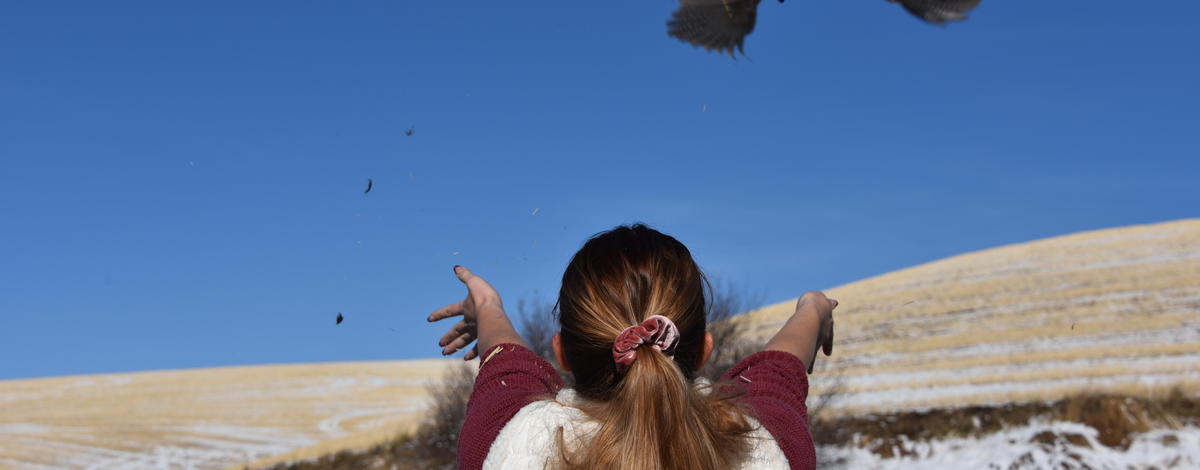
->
<box><xmin>556</xmin><ymin>349</ymin><xmax>754</xmax><ymax>470</ymax></box>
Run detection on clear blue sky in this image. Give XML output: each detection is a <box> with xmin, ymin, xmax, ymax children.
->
<box><xmin>2</xmin><ymin>2</ymin><xmax>1197</xmax><ymax>380</ymax></box>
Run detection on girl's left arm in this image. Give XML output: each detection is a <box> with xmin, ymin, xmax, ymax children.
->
<box><xmin>427</xmin><ymin>266</ymin><xmax>560</xmax><ymax>470</ymax></box>
<box><xmin>457</xmin><ymin>343</ymin><xmax>563</xmax><ymax>470</ymax></box>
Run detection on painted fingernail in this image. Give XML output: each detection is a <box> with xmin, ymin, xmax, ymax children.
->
<box><xmin>453</xmin><ymin>265</ymin><xmax>462</xmax><ymax>274</ymax></box>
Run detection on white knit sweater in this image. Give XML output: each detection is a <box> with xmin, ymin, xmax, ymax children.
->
<box><xmin>482</xmin><ymin>386</ymin><xmax>789</xmax><ymax>469</ymax></box>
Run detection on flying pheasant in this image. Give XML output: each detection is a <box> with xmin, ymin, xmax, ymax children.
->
<box><xmin>668</xmin><ymin>0</ymin><xmax>982</xmax><ymax>55</ymax></box>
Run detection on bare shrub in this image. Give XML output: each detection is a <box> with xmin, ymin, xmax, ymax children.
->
<box><xmin>515</xmin><ymin>296</ymin><xmax>557</xmax><ymax>364</ymax></box>
<box><xmin>699</xmin><ymin>279</ymin><xmax>765</xmax><ymax>382</ymax></box>
<box><xmin>406</xmin><ymin>362</ymin><xmax>476</xmax><ymax>467</ymax></box>
<box><xmin>387</xmin><ymin>294</ymin><xmax>559</xmax><ymax>469</ymax></box>
<box><xmin>393</xmin><ymin>294</ymin><xmax>560</xmax><ymax>467</ymax></box>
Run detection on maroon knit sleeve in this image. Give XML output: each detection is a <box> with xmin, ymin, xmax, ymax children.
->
<box><xmin>723</xmin><ymin>350</ymin><xmax>816</xmax><ymax>470</ymax></box>
<box><xmin>457</xmin><ymin>343</ymin><xmax>564</xmax><ymax>470</ymax></box>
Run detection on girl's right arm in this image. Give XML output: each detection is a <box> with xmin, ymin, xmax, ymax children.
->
<box><xmin>764</xmin><ymin>291</ymin><xmax>837</xmax><ymax>373</ymax></box>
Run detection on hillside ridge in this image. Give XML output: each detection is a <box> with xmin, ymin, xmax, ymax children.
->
<box><xmin>3</xmin><ymin>219</ymin><xmax>1197</xmax><ymax>470</ymax></box>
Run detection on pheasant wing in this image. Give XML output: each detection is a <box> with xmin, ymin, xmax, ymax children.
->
<box><xmin>890</xmin><ymin>0</ymin><xmax>981</xmax><ymax>24</ymax></box>
<box><xmin>668</xmin><ymin>0</ymin><xmax>764</xmax><ymax>55</ymax></box>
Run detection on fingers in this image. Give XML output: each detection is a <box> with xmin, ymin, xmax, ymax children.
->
<box><xmin>438</xmin><ymin>319</ymin><xmax>470</xmax><ymax>347</ymax></box>
<box><xmin>428</xmin><ymin>301</ymin><xmax>464</xmax><ymax>322</ymax></box>
<box><xmin>823</xmin><ymin>320</ymin><xmax>834</xmax><ymax>356</ymax></box>
<box><xmin>463</xmin><ymin>345</ymin><xmax>479</xmax><ymax>361</ymax></box>
<box><xmin>456</xmin><ymin>265</ymin><xmax>499</xmax><ymax>299</ymax></box>
<box><xmin>455</xmin><ymin>265</ymin><xmax>490</xmax><ymax>291</ymax></box>
<box><xmin>442</xmin><ymin>332</ymin><xmax>476</xmax><ymax>356</ymax></box>
<box><xmin>453</xmin><ymin>265</ymin><xmax>473</xmax><ymax>283</ymax></box>
<box><xmin>824</xmin><ymin>298</ymin><xmax>837</xmax><ymax>356</ymax></box>
<box><xmin>798</xmin><ymin>292</ymin><xmax>837</xmax><ymax>315</ymax></box>
<box><xmin>798</xmin><ymin>291</ymin><xmax>823</xmax><ymax>309</ymax></box>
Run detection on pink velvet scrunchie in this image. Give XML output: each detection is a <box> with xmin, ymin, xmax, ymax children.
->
<box><xmin>612</xmin><ymin>315</ymin><xmax>681</xmax><ymax>373</ymax></box>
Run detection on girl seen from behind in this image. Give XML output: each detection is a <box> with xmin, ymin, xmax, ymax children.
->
<box><xmin>428</xmin><ymin>224</ymin><xmax>836</xmax><ymax>470</ymax></box>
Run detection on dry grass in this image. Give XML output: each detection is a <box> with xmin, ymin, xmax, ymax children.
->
<box><xmin>737</xmin><ymin>219</ymin><xmax>1200</xmax><ymax>416</ymax></box>
<box><xmin>0</xmin><ymin>360</ymin><xmax>456</xmax><ymax>470</ymax></box>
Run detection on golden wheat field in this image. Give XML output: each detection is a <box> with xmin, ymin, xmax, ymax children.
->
<box><xmin>735</xmin><ymin>218</ymin><xmax>1200</xmax><ymax>416</ymax></box>
<box><xmin>1</xmin><ymin>219</ymin><xmax>1197</xmax><ymax>470</ymax></box>
<box><xmin>0</xmin><ymin>360</ymin><xmax>456</xmax><ymax>470</ymax></box>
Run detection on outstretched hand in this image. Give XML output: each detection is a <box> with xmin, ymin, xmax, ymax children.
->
<box><xmin>798</xmin><ymin>291</ymin><xmax>837</xmax><ymax>373</ymax></box>
<box><xmin>765</xmin><ymin>290</ymin><xmax>838</xmax><ymax>374</ymax></box>
<box><xmin>427</xmin><ymin>265</ymin><xmax>504</xmax><ymax>361</ymax></box>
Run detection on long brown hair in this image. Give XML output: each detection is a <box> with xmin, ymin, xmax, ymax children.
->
<box><xmin>554</xmin><ymin>224</ymin><xmax>754</xmax><ymax>470</ymax></box>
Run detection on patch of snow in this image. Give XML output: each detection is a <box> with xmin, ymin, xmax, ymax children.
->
<box><xmin>107</xmin><ymin>376</ymin><xmax>133</xmax><ymax>386</ymax></box>
<box><xmin>170</xmin><ymin>424</ymin><xmax>315</xmax><ymax>446</ymax></box>
<box><xmin>0</xmin><ymin>423</ymin><xmax>56</xmax><ymax>434</ymax></box>
<box><xmin>0</xmin><ymin>456</ymin><xmax>65</xmax><ymax>470</ymax></box>
<box><xmin>317</xmin><ymin>406</ymin><xmax>415</xmax><ymax>437</ymax></box>
<box><xmin>823</xmin><ymin>422</ymin><xmax>1200</xmax><ymax>469</ymax></box>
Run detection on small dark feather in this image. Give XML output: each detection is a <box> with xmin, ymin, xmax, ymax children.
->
<box><xmin>336</xmin><ymin>312</ymin><xmax>344</xmax><ymax>324</ymax></box>
<box><xmin>364</xmin><ymin>178</ymin><xmax>373</xmax><ymax>194</ymax></box>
